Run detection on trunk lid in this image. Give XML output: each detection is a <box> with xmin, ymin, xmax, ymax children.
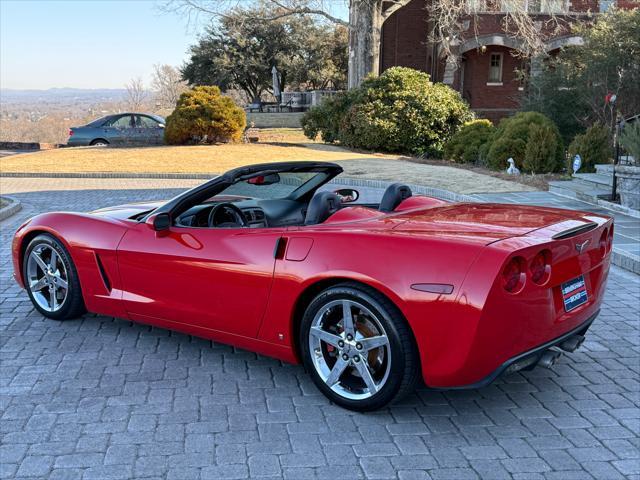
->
<box><xmin>390</xmin><ymin>203</ymin><xmax>599</xmax><ymax>244</ymax></box>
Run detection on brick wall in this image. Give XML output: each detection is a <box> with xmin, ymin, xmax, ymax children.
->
<box><xmin>380</xmin><ymin>0</ymin><xmax>637</xmax><ymax>122</ymax></box>
<box><xmin>461</xmin><ymin>46</ymin><xmax>523</xmax><ymax>111</ymax></box>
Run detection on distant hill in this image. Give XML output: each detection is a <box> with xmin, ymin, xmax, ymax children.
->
<box><xmin>1</xmin><ymin>88</ymin><xmax>130</xmax><ymax>104</ymax></box>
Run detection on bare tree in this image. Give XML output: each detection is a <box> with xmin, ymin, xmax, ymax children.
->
<box><xmin>164</xmin><ymin>0</ymin><xmax>577</xmax><ymax>89</ymax></box>
<box><xmin>428</xmin><ymin>0</ymin><xmax>575</xmax><ymax>64</ymax></box>
<box><xmin>125</xmin><ymin>77</ymin><xmax>148</xmax><ymax>111</ymax></box>
<box><xmin>162</xmin><ymin>0</ymin><xmax>412</xmax><ymax>89</ymax></box>
<box><xmin>152</xmin><ymin>64</ymin><xmax>189</xmax><ymax>110</ymax></box>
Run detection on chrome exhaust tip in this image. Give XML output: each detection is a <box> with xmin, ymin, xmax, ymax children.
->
<box><xmin>538</xmin><ymin>349</ymin><xmax>562</xmax><ymax>369</ymax></box>
<box><xmin>559</xmin><ymin>334</ymin><xmax>585</xmax><ymax>353</ymax></box>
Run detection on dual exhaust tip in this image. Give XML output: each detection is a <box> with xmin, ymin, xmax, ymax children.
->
<box><xmin>538</xmin><ymin>334</ymin><xmax>585</xmax><ymax>369</ymax></box>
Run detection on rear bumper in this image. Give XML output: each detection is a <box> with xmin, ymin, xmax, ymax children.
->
<box><xmin>441</xmin><ymin>310</ymin><xmax>598</xmax><ymax>390</ymax></box>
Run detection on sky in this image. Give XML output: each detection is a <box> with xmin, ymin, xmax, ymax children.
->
<box><xmin>0</xmin><ymin>0</ymin><xmax>349</xmax><ymax>91</ymax></box>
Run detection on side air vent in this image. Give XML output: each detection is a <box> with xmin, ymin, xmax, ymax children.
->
<box><xmin>552</xmin><ymin>222</ymin><xmax>598</xmax><ymax>240</ymax></box>
<box><xmin>94</xmin><ymin>253</ymin><xmax>112</xmax><ymax>292</ymax></box>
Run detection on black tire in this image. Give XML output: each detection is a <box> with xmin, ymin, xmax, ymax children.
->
<box><xmin>300</xmin><ymin>282</ymin><xmax>419</xmax><ymax>411</ymax></box>
<box><xmin>23</xmin><ymin>234</ymin><xmax>86</xmax><ymax>320</ymax></box>
<box><xmin>90</xmin><ymin>138</ymin><xmax>109</xmax><ymax>146</ymax></box>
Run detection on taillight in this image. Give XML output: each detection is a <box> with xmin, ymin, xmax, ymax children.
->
<box><xmin>502</xmin><ymin>256</ymin><xmax>526</xmax><ymax>293</ymax></box>
<box><xmin>530</xmin><ymin>249</ymin><xmax>551</xmax><ymax>285</ymax></box>
<box><xmin>68</xmin><ymin>129</ymin><xmax>74</xmax><ymax>137</ymax></box>
<box><xmin>599</xmin><ymin>228</ymin><xmax>608</xmax><ymax>257</ymax></box>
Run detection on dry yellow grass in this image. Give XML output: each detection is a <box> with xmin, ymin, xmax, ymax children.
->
<box><xmin>0</xmin><ymin>144</ymin><xmax>394</xmax><ymax>174</ymax></box>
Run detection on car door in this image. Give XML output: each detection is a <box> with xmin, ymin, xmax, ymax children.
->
<box><xmin>116</xmin><ymin>222</ymin><xmax>284</xmax><ymax>338</ymax></box>
<box><xmin>135</xmin><ymin>115</ymin><xmax>164</xmax><ymax>145</ymax></box>
<box><xmin>102</xmin><ymin>114</ymin><xmax>133</xmax><ymax>145</ymax></box>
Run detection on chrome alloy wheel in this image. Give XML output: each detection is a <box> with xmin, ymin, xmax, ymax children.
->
<box><xmin>26</xmin><ymin>244</ymin><xmax>69</xmax><ymax>313</ymax></box>
<box><xmin>308</xmin><ymin>299</ymin><xmax>391</xmax><ymax>400</ymax></box>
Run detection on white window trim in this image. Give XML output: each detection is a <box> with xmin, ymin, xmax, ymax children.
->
<box><xmin>488</xmin><ymin>52</ymin><xmax>504</xmax><ymax>84</ymax></box>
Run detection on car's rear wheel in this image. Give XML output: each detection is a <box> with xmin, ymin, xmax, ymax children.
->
<box><xmin>23</xmin><ymin>234</ymin><xmax>85</xmax><ymax>320</ymax></box>
<box><xmin>90</xmin><ymin>139</ymin><xmax>109</xmax><ymax>146</ymax></box>
<box><xmin>300</xmin><ymin>283</ymin><xmax>419</xmax><ymax>411</ymax></box>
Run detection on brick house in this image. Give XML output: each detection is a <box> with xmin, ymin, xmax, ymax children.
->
<box><xmin>380</xmin><ymin>0</ymin><xmax>636</xmax><ymax>122</ymax></box>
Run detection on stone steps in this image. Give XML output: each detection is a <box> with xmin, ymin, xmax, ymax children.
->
<box><xmin>573</xmin><ymin>172</ymin><xmax>613</xmax><ymax>188</ymax></box>
<box><xmin>548</xmin><ymin>180</ymin><xmax>611</xmax><ymax>203</ymax></box>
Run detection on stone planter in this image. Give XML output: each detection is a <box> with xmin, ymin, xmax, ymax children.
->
<box><xmin>615</xmin><ymin>164</ymin><xmax>640</xmax><ymax>211</ymax></box>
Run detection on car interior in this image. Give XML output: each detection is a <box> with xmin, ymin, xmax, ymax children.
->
<box><xmin>173</xmin><ymin>179</ymin><xmax>414</xmax><ymax>229</ymax></box>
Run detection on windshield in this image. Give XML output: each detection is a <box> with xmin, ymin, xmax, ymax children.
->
<box><xmin>215</xmin><ymin>171</ymin><xmax>328</xmax><ymax>200</ymax></box>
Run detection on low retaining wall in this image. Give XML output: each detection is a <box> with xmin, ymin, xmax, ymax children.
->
<box><xmin>0</xmin><ymin>141</ymin><xmax>62</xmax><ymax>150</ymax></box>
<box><xmin>246</xmin><ymin>113</ymin><xmax>305</xmax><ymax>128</ymax></box>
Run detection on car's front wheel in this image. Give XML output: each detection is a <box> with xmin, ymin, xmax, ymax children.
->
<box><xmin>23</xmin><ymin>234</ymin><xmax>85</xmax><ymax>320</ymax></box>
<box><xmin>300</xmin><ymin>283</ymin><xmax>419</xmax><ymax>411</ymax></box>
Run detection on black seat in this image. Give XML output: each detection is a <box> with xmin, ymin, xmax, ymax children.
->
<box><xmin>379</xmin><ymin>183</ymin><xmax>412</xmax><ymax>212</ymax></box>
<box><xmin>304</xmin><ymin>191</ymin><xmax>341</xmax><ymax>225</ymax></box>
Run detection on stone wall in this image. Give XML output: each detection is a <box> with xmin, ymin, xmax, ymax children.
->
<box><xmin>246</xmin><ymin>113</ymin><xmax>305</xmax><ymax>129</ymax></box>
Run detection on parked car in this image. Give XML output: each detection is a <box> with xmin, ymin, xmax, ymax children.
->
<box><xmin>12</xmin><ymin>161</ymin><xmax>612</xmax><ymax>411</ymax></box>
<box><xmin>67</xmin><ymin>113</ymin><xmax>166</xmax><ymax>147</ymax></box>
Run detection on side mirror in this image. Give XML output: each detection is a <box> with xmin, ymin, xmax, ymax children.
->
<box><xmin>146</xmin><ymin>212</ymin><xmax>171</xmax><ymax>231</ymax></box>
<box><xmin>334</xmin><ymin>188</ymin><xmax>359</xmax><ymax>203</ymax></box>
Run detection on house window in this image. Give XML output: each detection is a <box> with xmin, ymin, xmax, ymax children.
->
<box><xmin>488</xmin><ymin>53</ymin><xmax>503</xmax><ymax>84</ymax></box>
<box><xmin>600</xmin><ymin>0</ymin><xmax>615</xmax><ymax>12</ymax></box>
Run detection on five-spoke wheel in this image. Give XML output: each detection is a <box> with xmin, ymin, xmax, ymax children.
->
<box><xmin>26</xmin><ymin>243</ymin><xmax>69</xmax><ymax>313</ymax></box>
<box><xmin>23</xmin><ymin>234</ymin><xmax>85</xmax><ymax>320</ymax></box>
<box><xmin>301</xmin><ymin>283</ymin><xmax>418</xmax><ymax>411</ymax></box>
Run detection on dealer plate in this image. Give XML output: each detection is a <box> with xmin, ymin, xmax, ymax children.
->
<box><xmin>562</xmin><ymin>275</ymin><xmax>588</xmax><ymax>312</ymax></box>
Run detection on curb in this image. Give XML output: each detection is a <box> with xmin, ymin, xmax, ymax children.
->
<box><xmin>0</xmin><ymin>172</ymin><xmax>216</xmax><ymax>180</ymax></box>
<box><xmin>612</xmin><ymin>248</ymin><xmax>640</xmax><ymax>276</ymax></box>
<box><xmin>0</xmin><ymin>196</ymin><xmax>23</xmax><ymax>221</ymax></box>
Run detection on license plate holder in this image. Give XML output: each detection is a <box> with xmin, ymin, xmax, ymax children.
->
<box><xmin>562</xmin><ymin>275</ymin><xmax>588</xmax><ymax>312</ymax></box>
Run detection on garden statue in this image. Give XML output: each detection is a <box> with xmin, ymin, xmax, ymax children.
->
<box><xmin>572</xmin><ymin>154</ymin><xmax>582</xmax><ymax>175</ymax></box>
<box><xmin>506</xmin><ymin>158</ymin><xmax>520</xmax><ymax>175</ymax></box>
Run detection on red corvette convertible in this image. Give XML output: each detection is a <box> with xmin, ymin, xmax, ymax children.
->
<box><xmin>12</xmin><ymin>162</ymin><xmax>612</xmax><ymax>410</ymax></box>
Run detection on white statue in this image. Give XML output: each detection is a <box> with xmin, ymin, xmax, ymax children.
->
<box><xmin>572</xmin><ymin>154</ymin><xmax>582</xmax><ymax>175</ymax></box>
<box><xmin>506</xmin><ymin>157</ymin><xmax>520</xmax><ymax>175</ymax></box>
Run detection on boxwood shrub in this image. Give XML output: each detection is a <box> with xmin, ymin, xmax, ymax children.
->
<box><xmin>444</xmin><ymin>119</ymin><xmax>495</xmax><ymax>164</ymax></box>
<box><xmin>302</xmin><ymin>67</ymin><xmax>473</xmax><ymax>156</ymax></box>
<box><xmin>485</xmin><ymin>112</ymin><xmax>564</xmax><ymax>173</ymax></box>
<box><xmin>567</xmin><ymin>123</ymin><xmax>611</xmax><ymax>173</ymax></box>
<box><xmin>165</xmin><ymin>86</ymin><xmax>246</xmax><ymax>145</ymax></box>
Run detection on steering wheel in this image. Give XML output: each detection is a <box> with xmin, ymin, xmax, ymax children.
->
<box><xmin>207</xmin><ymin>203</ymin><xmax>248</xmax><ymax>228</ymax></box>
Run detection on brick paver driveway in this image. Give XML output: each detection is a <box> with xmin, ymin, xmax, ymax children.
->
<box><xmin>1</xmin><ymin>178</ymin><xmax>639</xmax><ymax>480</ymax></box>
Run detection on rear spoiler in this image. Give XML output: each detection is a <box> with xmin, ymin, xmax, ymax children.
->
<box><xmin>551</xmin><ymin>222</ymin><xmax>599</xmax><ymax>240</ymax></box>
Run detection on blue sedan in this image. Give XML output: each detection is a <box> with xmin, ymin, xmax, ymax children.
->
<box><xmin>67</xmin><ymin>113</ymin><xmax>166</xmax><ymax>147</ymax></box>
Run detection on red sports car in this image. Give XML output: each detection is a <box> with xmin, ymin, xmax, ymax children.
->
<box><xmin>12</xmin><ymin>162</ymin><xmax>612</xmax><ymax>410</ymax></box>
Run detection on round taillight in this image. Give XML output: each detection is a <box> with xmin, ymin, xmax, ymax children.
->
<box><xmin>502</xmin><ymin>256</ymin><xmax>526</xmax><ymax>293</ymax></box>
<box><xmin>530</xmin><ymin>250</ymin><xmax>551</xmax><ymax>285</ymax></box>
<box><xmin>599</xmin><ymin>228</ymin><xmax>608</xmax><ymax>257</ymax></box>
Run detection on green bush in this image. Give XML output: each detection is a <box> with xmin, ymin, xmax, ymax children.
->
<box><xmin>444</xmin><ymin>119</ymin><xmax>495</xmax><ymax>164</ymax></box>
<box><xmin>523</xmin><ymin>124</ymin><xmax>559</xmax><ymax>173</ymax></box>
<box><xmin>619</xmin><ymin>121</ymin><xmax>640</xmax><ymax>165</ymax></box>
<box><xmin>301</xmin><ymin>90</ymin><xmax>356</xmax><ymax>143</ymax></box>
<box><xmin>567</xmin><ymin>124</ymin><xmax>611</xmax><ymax>173</ymax></box>
<box><xmin>164</xmin><ymin>86</ymin><xmax>246</xmax><ymax>145</ymax></box>
<box><xmin>301</xmin><ymin>67</ymin><xmax>473</xmax><ymax>156</ymax></box>
<box><xmin>486</xmin><ymin>111</ymin><xmax>564</xmax><ymax>173</ymax></box>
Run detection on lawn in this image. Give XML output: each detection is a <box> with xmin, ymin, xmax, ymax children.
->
<box><xmin>0</xmin><ymin>143</ymin><xmax>396</xmax><ymax>174</ymax></box>
<box><xmin>0</xmin><ymin>142</ymin><xmax>537</xmax><ymax>194</ymax></box>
